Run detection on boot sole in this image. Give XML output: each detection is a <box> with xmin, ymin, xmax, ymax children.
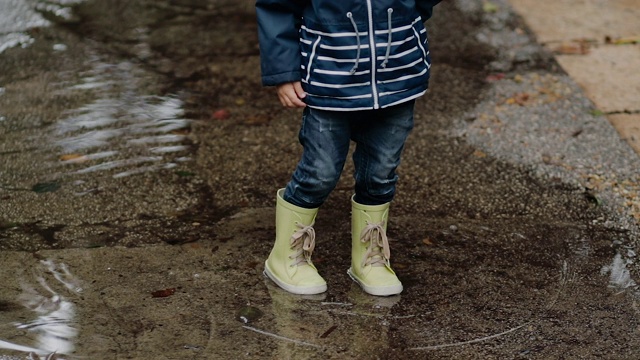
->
<box><xmin>263</xmin><ymin>262</ymin><xmax>327</xmax><ymax>295</ymax></box>
<box><xmin>347</xmin><ymin>267</ymin><xmax>403</xmax><ymax>296</ymax></box>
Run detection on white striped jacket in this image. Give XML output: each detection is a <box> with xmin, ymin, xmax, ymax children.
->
<box><xmin>256</xmin><ymin>0</ymin><xmax>442</xmax><ymax>111</ymax></box>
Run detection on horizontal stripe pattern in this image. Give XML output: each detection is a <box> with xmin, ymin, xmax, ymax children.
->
<box><xmin>299</xmin><ymin>11</ymin><xmax>431</xmax><ymax>110</ymax></box>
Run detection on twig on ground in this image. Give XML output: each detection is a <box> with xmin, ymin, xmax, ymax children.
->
<box><xmin>409</xmin><ymin>324</ymin><xmax>527</xmax><ymax>351</ymax></box>
<box><xmin>242</xmin><ymin>325</ymin><xmax>322</xmax><ymax>348</ymax></box>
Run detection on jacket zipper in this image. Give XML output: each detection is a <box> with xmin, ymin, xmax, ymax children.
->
<box><xmin>365</xmin><ymin>0</ymin><xmax>379</xmax><ymax>109</ymax></box>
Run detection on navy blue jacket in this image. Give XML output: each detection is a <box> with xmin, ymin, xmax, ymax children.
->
<box><xmin>256</xmin><ymin>0</ymin><xmax>442</xmax><ymax>110</ymax></box>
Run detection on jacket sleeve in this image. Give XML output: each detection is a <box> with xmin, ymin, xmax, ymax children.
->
<box><xmin>416</xmin><ymin>0</ymin><xmax>443</xmax><ymax>22</ymax></box>
<box><xmin>255</xmin><ymin>0</ymin><xmax>308</xmax><ymax>86</ymax></box>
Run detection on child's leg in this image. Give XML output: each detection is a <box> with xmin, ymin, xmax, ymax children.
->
<box><xmin>351</xmin><ymin>100</ymin><xmax>415</xmax><ymax>205</ymax></box>
<box><xmin>347</xmin><ymin>100</ymin><xmax>415</xmax><ymax>296</ymax></box>
<box><xmin>284</xmin><ymin>107</ymin><xmax>352</xmax><ymax>209</ymax></box>
<box><xmin>265</xmin><ymin>107</ymin><xmax>351</xmax><ymax>295</ymax></box>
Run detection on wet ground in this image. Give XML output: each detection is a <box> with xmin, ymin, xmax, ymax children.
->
<box><xmin>1</xmin><ymin>0</ymin><xmax>640</xmax><ymax>359</ymax></box>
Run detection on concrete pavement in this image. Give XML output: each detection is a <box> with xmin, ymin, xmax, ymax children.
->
<box><xmin>509</xmin><ymin>0</ymin><xmax>640</xmax><ymax>153</ymax></box>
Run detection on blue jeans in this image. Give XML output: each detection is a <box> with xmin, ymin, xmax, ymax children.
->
<box><xmin>283</xmin><ymin>100</ymin><xmax>415</xmax><ymax>208</ymax></box>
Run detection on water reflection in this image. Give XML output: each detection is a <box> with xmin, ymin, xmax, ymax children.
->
<box><xmin>0</xmin><ymin>260</ymin><xmax>82</xmax><ymax>359</ymax></box>
<box><xmin>602</xmin><ymin>252</ymin><xmax>638</xmax><ymax>294</ymax></box>
<box><xmin>0</xmin><ymin>0</ymin><xmax>47</xmax><ymax>54</ymax></box>
<box><xmin>53</xmin><ymin>60</ymin><xmax>191</xmax><ymax>179</ymax></box>
<box><xmin>260</xmin><ymin>279</ymin><xmax>326</xmax><ymax>356</ymax></box>
<box><xmin>0</xmin><ymin>0</ymin><xmax>85</xmax><ymax>54</ymax></box>
<box><xmin>34</xmin><ymin>0</ymin><xmax>86</xmax><ymax>21</ymax></box>
<box><xmin>1</xmin><ymin>2</ymin><xmax>190</xmax><ymax>180</ymax></box>
<box><xmin>0</xmin><ymin>33</ymin><xmax>34</xmax><ymax>54</ymax></box>
<box><xmin>257</xmin><ymin>278</ymin><xmax>403</xmax><ymax>357</ymax></box>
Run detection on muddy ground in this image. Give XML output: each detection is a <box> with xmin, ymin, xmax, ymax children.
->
<box><xmin>1</xmin><ymin>0</ymin><xmax>640</xmax><ymax>359</ymax></box>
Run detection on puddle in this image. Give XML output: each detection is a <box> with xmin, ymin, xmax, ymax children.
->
<box><xmin>1</xmin><ymin>2</ymin><xmax>193</xmax><ymax>186</ymax></box>
<box><xmin>1</xmin><ymin>215</ymin><xmax>639</xmax><ymax>359</ymax></box>
<box><xmin>0</xmin><ymin>0</ymin><xmax>48</xmax><ymax>54</ymax></box>
<box><xmin>0</xmin><ymin>260</ymin><xmax>82</xmax><ymax>360</ymax></box>
<box><xmin>602</xmin><ymin>251</ymin><xmax>639</xmax><ymax>295</ymax></box>
<box><xmin>0</xmin><ymin>0</ymin><xmax>85</xmax><ymax>54</ymax></box>
<box><xmin>49</xmin><ymin>60</ymin><xmax>192</xmax><ymax>180</ymax></box>
<box><xmin>252</xmin><ymin>279</ymin><xmax>405</xmax><ymax>357</ymax></box>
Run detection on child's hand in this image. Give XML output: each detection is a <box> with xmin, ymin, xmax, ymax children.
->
<box><xmin>276</xmin><ymin>82</ymin><xmax>307</xmax><ymax>108</ymax></box>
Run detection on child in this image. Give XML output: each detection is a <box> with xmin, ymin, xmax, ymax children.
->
<box><xmin>256</xmin><ymin>0</ymin><xmax>442</xmax><ymax>296</ymax></box>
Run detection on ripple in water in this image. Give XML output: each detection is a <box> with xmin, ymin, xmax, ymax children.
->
<box><xmin>0</xmin><ymin>0</ymin><xmax>86</xmax><ymax>54</ymax></box>
<box><xmin>52</xmin><ymin>60</ymin><xmax>192</xmax><ymax>179</ymax></box>
<box><xmin>0</xmin><ymin>260</ymin><xmax>82</xmax><ymax>360</ymax></box>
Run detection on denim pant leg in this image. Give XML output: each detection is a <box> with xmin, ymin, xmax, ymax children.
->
<box><xmin>284</xmin><ymin>107</ymin><xmax>351</xmax><ymax>209</ymax></box>
<box><xmin>351</xmin><ymin>100</ymin><xmax>415</xmax><ymax>205</ymax></box>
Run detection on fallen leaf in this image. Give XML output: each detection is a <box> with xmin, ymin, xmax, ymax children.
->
<box><xmin>606</xmin><ymin>35</ymin><xmax>640</xmax><ymax>45</ymax></box>
<box><xmin>175</xmin><ymin>170</ymin><xmax>195</xmax><ymax>177</ymax></box>
<box><xmin>235</xmin><ymin>98</ymin><xmax>246</xmax><ymax>106</ymax></box>
<box><xmin>505</xmin><ymin>92</ymin><xmax>532</xmax><ymax>106</ymax></box>
<box><xmin>514</xmin><ymin>93</ymin><xmax>531</xmax><ymax>105</ymax></box>
<box><xmin>151</xmin><ymin>288</ymin><xmax>176</xmax><ymax>298</ymax></box>
<box><xmin>60</xmin><ymin>153</ymin><xmax>87</xmax><ymax>162</ymax></box>
<box><xmin>473</xmin><ymin>150</ymin><xmax>487</xmax><ymax>158</ymax></box>
<box><xmin>485</xmin><ymin>73</ymin><xmax>505</xmax><ymax>82</ymax></box>
<box><xmin>32</xmin><ymin>182</ymin><xmax>60</xmax><ymax>193</ymax></box>
<box><xmin>212</xmin><ymin>109</ymin><xmax>230</xmax><ymax>120</ymax></box>
<box><xmin>551</xmin><ymin>40</ymin><xmax>591</xmax><ymax>55</ymax></box>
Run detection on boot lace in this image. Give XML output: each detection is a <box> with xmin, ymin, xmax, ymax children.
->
<box><xmin>359</xmin><ymin>222</ymin><xmax>391</xmax><ymax>268</ymax></box>
<box><xmin>289</xmin><ymin>221</ymin><xmax>316</xmax><ymax>267</ymax></box>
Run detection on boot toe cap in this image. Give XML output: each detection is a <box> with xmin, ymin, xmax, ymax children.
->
<box><xmin>348</xmin><ymin>266</ymin><xmax>403</xmax><ymax>296</ymax></box>
<box><xmin>264</xmin><ymin>261</ymin><xmax>327</xmax><ymax>295</ymax></box>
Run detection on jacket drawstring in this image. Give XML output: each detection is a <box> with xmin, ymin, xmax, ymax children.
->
<box><xmin>381</xmin><ymin>8</ymin><xmax>393</xmax><ymax>68</ymax></box>
<box><xmin>346</xmin><ymin>12</ymin><xmax>360</xmax><ymax>74</ymax></box>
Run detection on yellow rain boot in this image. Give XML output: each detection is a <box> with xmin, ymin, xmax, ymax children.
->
<box><xmin>264</xmin><ymin>189</ymin><xmax>327</xmax><ymax>295</ymax></box>
<box><xmin>347</xmin><ymin>197</ymin><xmax>403</xmax><ymax>296</ymax></box>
